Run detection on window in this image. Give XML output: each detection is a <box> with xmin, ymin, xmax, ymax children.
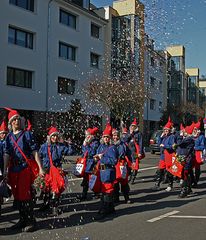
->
<box><xmin>150</xmin><ymin>99</ymin><xmax>156</xmax><ymax>110</ymax></box>
<box><xmin>91</xmin><ymin>23</ymin><xmax>100</xmax><ymax>38</ymax></box>
<box><xmin>7</xmin><ymin>67</ymin><xmax>32</xmax><ymax>88</ymax></box>
<box><xmin>58</xmin><ymin>77</ymin><xmax>76</xmax><ymax>95</ymax></box>
<box><xmin>9</xmin><ymin>0</ymin><xmax>34</xmax><ymax>12</ymax></box>
<box><xmin>150</xmin><ymin>77</ymin><xmax>156</xmax><ymax>88</ymax></box>
<box><xmin>8</xmin><ymin>26</ymin><xmax>33</xmax><ymax>49</ymax></box>
<box><xmin>90</xmin><ymin>53</ymin><xmax>99</xmax><ymax>68</ymax></box>
<box><xmin>59</xmin><ymin>42</ymin><xmax>76</xmax><ymax>61</ymax></box>
<box><xmin>59</xmin><ymin>9</ymin><xmax>76</xmax><ymax>29</ymax></box>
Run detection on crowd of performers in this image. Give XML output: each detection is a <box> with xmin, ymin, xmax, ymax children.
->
<box><xmin>0</xmin><ymin>107</ymin><xmax>206</xmax><ymax>233</ymax></box>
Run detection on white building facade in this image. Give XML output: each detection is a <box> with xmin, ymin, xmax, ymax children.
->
<box><xmin>0</xmin><ymin>0</ymin><xmax>107</xmax><ymax>115</ymax></box>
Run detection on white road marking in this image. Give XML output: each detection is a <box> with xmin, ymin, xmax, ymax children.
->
<box><xmin>147</xmin><ymin>211</ymin><xmax>180</xmax><ymax>222</ymax></box>
<box><xmin>139</xmin><ymin>166</ymin><xmax>158</xmax><ymax>172</ymax></box>
<box><xmin>67</xmin><ymin>166</ymin><xmax>158</xmax><ymax>182</ymax></box>
<box><xmin>169</xmin><ymin>215</ymin><xmax>206</xmax><ymax>219</ymax></box>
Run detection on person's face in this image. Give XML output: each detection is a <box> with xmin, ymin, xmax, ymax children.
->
<box><xmin>11</xmin><ymin>116</ymin><xmax>21</xmax><ymax>130</ymax></box>
<box><xmin>163</xmin><ymin>129</ymin><xmax>169</xmax><ymax>135</ymax></box>
<box><xmin>0</xmin><ymin>132</ymin><xmax>6</xmax><ymax>140</ymax></box>
<box><xmin>130</xmin><ymin>125</ymin><xmax>136</xmax><ymax>131</ymax></box>
<box><xmin>50</xmin><ymin>134</ymin><xmax>59</xmax><ymax>143</ymax></box>
<box><xmin>112</xmin><ymin>133</ymin><xmax>119</xmax><ymax>142</ymax></box>
<box><xmin>103</xmin><ymin>135</ymin><xmax>110</xmax><ymax>144</ymax></box>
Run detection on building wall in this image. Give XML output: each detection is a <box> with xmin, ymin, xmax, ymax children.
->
<box><xmin>0</xmin><ymin>0</ymin><xmax>107</xmax><ymax>115</ymax></box>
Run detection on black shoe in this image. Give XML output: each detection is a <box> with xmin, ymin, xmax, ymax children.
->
<box><xmin>179</xmin><ymin>191</ymin><xmax>187</xmax><ymax>198</ymax></box>
<box><xmin>192</xmin><ymin>183</ymin><xmax>198</xmax><ymax>188</ymax></box>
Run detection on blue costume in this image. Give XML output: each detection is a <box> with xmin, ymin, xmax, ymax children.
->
<box><xmin>39</xmin><ymin>142</ymin><xmax>74</xmax><ymax>169</ymax></box>
<box><xmin>5</xmin><ymin>130</ymin><xmax>38</xmax><ymax>173</ymax></box>
<box><xmin>82</xmin><ymin>139</ymin><xmax>99</xmax><ymax>173</ymax></box>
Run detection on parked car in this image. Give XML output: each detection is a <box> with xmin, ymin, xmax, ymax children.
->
<box><xmin>149</xmin><ymin>130</ymin><xmax>163</xmax><ymax>154</ymax></box>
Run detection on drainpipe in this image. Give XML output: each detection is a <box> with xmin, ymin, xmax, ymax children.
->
<box><xmin>46</xmin><ymin>0</ymin><xmax>54</xmax><ymax>112</ymax></box>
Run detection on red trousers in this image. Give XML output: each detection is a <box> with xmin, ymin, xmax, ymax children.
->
<box><xmin>8</xmin><ymin>166</ymin><xmax>33</xmax><ymax>201</ymax></box>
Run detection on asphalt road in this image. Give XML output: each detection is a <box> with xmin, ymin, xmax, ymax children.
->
<box><xmin>1</xmin><ymin>153</ymin><xmax>206</xmax><ymax>240</ymax></box>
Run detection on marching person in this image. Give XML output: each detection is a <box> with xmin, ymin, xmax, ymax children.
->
<box><xmin>176</xmin><ymin>124</ymin><xmax>195</xmax><ymax>198</ymax></box>
<box><xmin>79</xmin><ymin>127</ymin><xmax>99</xmax><ymax>201</ymax></box>
<box><xmin>39</xmin><ymin>126</ymin><xmax>74</xmax><ymax>216</ymax></box>
<box><xmin>94</xmin><ymin>123</ymin><xmax>118</xmax><ymax>218</ymax></box>
<box><xmin>152</xmin><ymin>117</ymin><xmax>175</xmax><ymax>191</ymax></box>
<box><xmin>127</xmin><ymin>118</ymin><xmax>144</xmax><ymax>184</ymax></box>
<box><xmin>3</xmin><ymin>108</ymin><xmax>44</xmax><ymax>232</ymax></box>
<box><xmin>112</xmin><ymin>128</ymin><xmax>132</xmax><ymax>204</ymax></box>
<box><xmin>191</xmin><ymin>120</ymin><xmax>205</xmax><ymax>187</ymax></box>
<box><xmin>0</xmin><ymin>120</ymin><xmax>8</xmax><ymax>215</ymax></box>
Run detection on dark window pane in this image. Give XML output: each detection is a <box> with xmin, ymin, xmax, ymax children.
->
<box><xmin>91</xmin><ymin>24</ymin><xmax>100</xmax><ymax>38</ymax></box>
<box><xmin>7</xmin><ymin>67</ymin><xmax>14</xmax><ymax>85</ymax></box>
<box><xmin>7</xmin><ymin>67</ymin><xmax>32</xmax><ymax>88</ymax></box>
<box><xmin>58</xmin><ymin>77</ymin><xmax>76</xmax><ymax>95</ymax></box>
<box><xmin>8</xmin><ymin>27</ymin><xmax>15</xmax><ymax>44</ymax></box>
<box><xmin>91</xmin><ymin>53</ymin><xmax>99</xmax><ymax>68</ymax></box>
<box><xmin>59</xmin><ymin>42</ymin><xmax>76</xmax><ymax>61</ymax></box>
<box><xmin>16</xmin><ymin>30</ymin><xmax>26</xmax><ymax>47</ymax></box>
<box><xmin>60</xmin><ymin>10</ymin><xmax>76</xmax><ymax>29</ymax></box>
<box><xmin>10</xmin><ymin>0</ymin><xmax>34</xmax><ymax>11</ymax></box>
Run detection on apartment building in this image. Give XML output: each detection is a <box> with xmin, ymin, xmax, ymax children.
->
<box><xmin>144</xmin><ymin>35</ymin><xmax>167</xmax><ymax>133</ymax></box>
<box><xmin>0</xmin><ymin>0</ymin><xmax>107</xmax><ymax>118</ymax></box>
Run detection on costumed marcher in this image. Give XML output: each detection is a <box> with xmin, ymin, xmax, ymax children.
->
<box><xmin>0</xmin><ymin>120</ymin><xmax>8</xmax><ymax>215</ymax></box>
<box><xmin>127</xmin><ymin>118</ymin><xmax>144</xmax><ymax>184</ymax></box>
<box><xmin>39</xmin><ymin>126</ymin><xmax>74</xmax><ymax>216</ymax></box>
<box><xmin>112</xmin><ymin>128</ymin><xmax>132</xmax><ymax>204</ymax></box>
<box><xmin>79</xmin><ymin>127</ymin><xmax>99</xmax><ymax>201</ymax></box>
<box><xmin>94</xmin><ymin>123</ymin><xmax>118</xmax><ymax>218</ymax></box>
<box><xmin>152</xmin><ymin>117</ymin><xmax>175</xmax><ymax>191</ymax></box>
<box><xmin>3</xmin><ymin>108</ymin><xmax>44</xmax><ymax>232</ymax></box>
<box><xmin>190</xmin><ymin>120</ymin><xmax>205</xmax><ymax>187</ymax></box>
<box><xmin>175</xmin><ymin>123</ymin><xmax>195</xmax><ymax>198</ymax></box>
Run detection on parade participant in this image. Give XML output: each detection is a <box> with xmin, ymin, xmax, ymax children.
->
<box><xmin>176</xmin><ymin>124</ymin><xmax>195</xmax><ymax>198</ymax></box>
<box><xmin>127</xmin><ymin>118</ymin><xmax>144</xmax><ymax>184</ymax></box>
<box><xmin>79</xmin><ymin>127</ymin><xmax>99</xmax><ymax>201</ymax></box>
<box><xmin>39</xmin><ymin>126</ymin><xmax>74</xmax><ymax>216</ymax></box>
<box><xmin>112</xmin><ymin>129</ymin><xmax>132</xmax><ymax>204</ymax></box>
<box><xmin>94</xmin><ymin>123</ymin><xmax>118</xmax><ymax>218</ymax></box>
<box><xmin>152</xmin><ymin>118</ymin><xmax>175</xmax><ymax>191</ymax></box>
<box><xmin>191</xmin><ymin>120</ymin><xmax>205</xmax><ymax>187</ymax></box>
<box><xmin>3</xmin><ymin>108</ymin><xmax>44</xmax><ymax>232</ymax></box>
<box><xmin>0</xmin><ymin>120</ymin><xmax>8</xmax><ymax>215</ymax></box>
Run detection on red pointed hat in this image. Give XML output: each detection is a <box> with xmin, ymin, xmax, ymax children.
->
<box><xmin>185</xmin><ymin>123</ymin><xmax>194</xmax><ymax>135</ymax></box>
<box><xmin>85</xmin><ymin>127</ymin><xmax>98</xmax><ymax>136</ymax></box>
<box><xmin>164</xmin><ymin>116</ymin><xmax>173</xmax><ymax>129</ymax></box>
<box><xmin>103</xmin><ymin>122</ymin><xmax>112</xmax><ymax>137</ymax></box>
<box><xmin>27</xmin><ymin>119</ymin><xmax>32</xmax><ymax>131</ymax></box>
<box><xmin>0</xmin><ymin>120</ymin><xmax>8</xmax><ymax>133</ymax></box>
<box><xmin>48</xmin><ymin>126</ymin><xmax>59</xmax><ymax>136</ymax></box>
<box><xmin>4</xmin><ymin>107</ymin><xmax>20</xmax><ymax>123</ymax></box>
<box><xmin>131</xmin><ymin>118</ymin><xmax>138</xmax><ymax>126</ymax></box>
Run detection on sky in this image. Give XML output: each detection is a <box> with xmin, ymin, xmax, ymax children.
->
<box><xmin>91</xmin><ymin>0</ymin><xmax>206</xmax><ymax>77</ymax></box>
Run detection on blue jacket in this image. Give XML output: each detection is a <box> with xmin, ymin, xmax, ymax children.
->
<box><xmin>127</xmin><ymin>130</ymin><xmax>144</xmax><ymax>162</ymax></box>
<box><xmin>0</xmin><ymin>140</ymin><xmax>5</xmax><ymax>172</ymax></box>
<box><xmin>4</xmin><ymin>130</ymin><xmax>38</xmax><ymax>172</ymax></box>
<box><xmin>114</xmin><ymin>141</ymin><xmax>132</xmax><ymax>162</ymax></box>
<box><xmin>97</xmin><ymin>143</ymin><xmax>118</xmax><ymax>183</ymax></box>
<box><xmin>39</xmin><ymin>142</ymin><xmax>74</xmax><ymax>169</ymax></box>
<box><xmin>82</xmin><ymin>139</ymin><xmax>99</xmax><ymax>173</ymax></box>
<box><xmin>194</xmin><ymin>134</ymin><xmax>205</xmax><ymax>151</ymax></box>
